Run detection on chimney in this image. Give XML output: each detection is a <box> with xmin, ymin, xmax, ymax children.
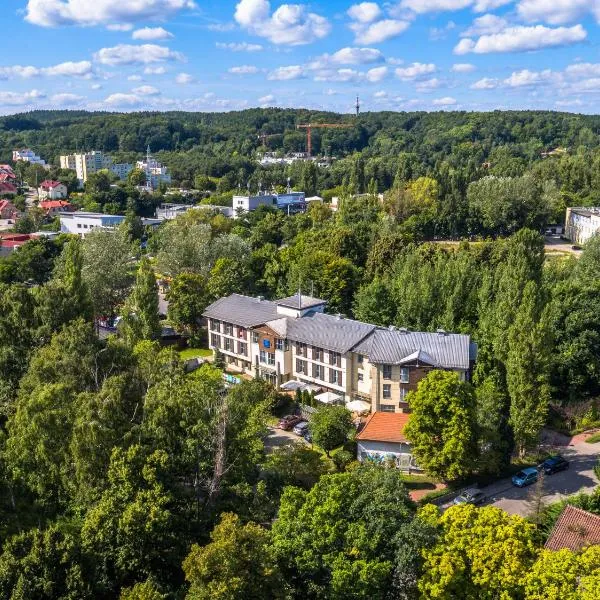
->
<box><xmin>398</xmin><ymin>327</ymin><xmax>409</xmax><ymax>334</ymax></box>
<box><xmin>257</xmin><ymin>295</ymin><xmax>264</xmax><ymax>302</ymax></box>
<box><xmin>388</xmin><ymin>325</ymin><xmax>396</xmax><ymax>331</ymax></box>
<box><xmin>437</xmin><ymin>328</ymin><xmax>447</xmax><ymax>336</ymax></box>
<box><xmin>336</xmin><ymin>313</ymin><xmax>345</xmax><ymax>320</ymax></box>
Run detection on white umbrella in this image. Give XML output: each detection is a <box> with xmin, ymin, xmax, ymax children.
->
<box><xmin>315</xmin><ymin>391</ymin><xmax>344</xmax><ymax>405</ymax></box>
<box><xmin>345</xmin><ymin>399</ymin><xmax>371</xmax><ymax>413</ymax></box>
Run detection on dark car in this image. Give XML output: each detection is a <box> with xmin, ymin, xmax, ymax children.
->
<box><xmin>539</xmin><ymin>455</ymin><xmax>569</xmax><ymax>475</ymax></box>
<box><xmin>303</xmin><ymin>429</ymin><xmax>312</xmax><ymax>443</ymax></box>
<box><xmin>453</xmin><ymin>489</ymin><xmax>486</xmax><ymax>506</ymax></box>
<box><xmin>278</xmin><ymin>415</ymin><xmax>303</xmax><ymax>431</ymax></box>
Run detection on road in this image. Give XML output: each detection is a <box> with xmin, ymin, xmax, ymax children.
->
<box><xmin>264</xmin><ymin>425</ymin><xmax>307</xmax><ymax>452</ymax></box>
<box><xmin>443</xmin><ymin>434</ymin><xmax>599</xmax><ymax>516</ymax></box>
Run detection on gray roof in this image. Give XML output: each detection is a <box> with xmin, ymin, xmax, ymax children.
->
<box><xmin>275</xmin><ymin>293</ymin><xmax>327</xmax><ymax>310</ymax></box>
<box><xmin>353</xmin><ymin>328</ymin><xmax>472</xmax><ymax>370</ymax></box>
<box><xmin>286</xmin><ymin>312</ymin><xmax>375</xmax><ymax>354</ymax></box>
<box><xmin>202</xmin><ymin>294</ymin><xmax>279</xmax><ymax>328</ymax></box>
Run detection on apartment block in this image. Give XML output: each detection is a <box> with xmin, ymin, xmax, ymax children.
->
<box><xmin>60</xmin><ymin>151</ymin><xmax>132</xmax><ymax>185</ymax></box>
<box><xmin>203</xmin><ymin>293</ymin><xmax>476</xmax><ymax>413</ymax></box>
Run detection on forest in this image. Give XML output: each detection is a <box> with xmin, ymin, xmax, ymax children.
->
<box><xmin>1</xmin><ymin>108</ymin><xmax>600</xmax><ymax>597</ymax></box>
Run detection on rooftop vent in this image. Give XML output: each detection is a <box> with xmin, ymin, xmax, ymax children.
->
<box><xmin>336</xmin><ymin>313</ymin><xmax>345</xmax><ymax>320</ymax></box>
<box><xmin>388</xmin><ymin>325</ymin><xmax>397</xmax><ymax>331</ymax></box>
<box><xmin>437</xmin><ymin>328</ymin><xmax>448</xmax><ymax>336</ymax></box>
<box><xmin>257</xmin><ymin>295</ymin><xmax>265</xmax><ymax>302</ymax></box>
<box><xmin>398</xmin><ymin>327</ymin><xmax>410</xmax><ymax>334</ymax></box>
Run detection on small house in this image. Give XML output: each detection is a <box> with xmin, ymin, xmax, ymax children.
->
<box><xmin>38</xmin><ymin>180</ymin><xmax>68</xmax><ymax>200</ymax></box>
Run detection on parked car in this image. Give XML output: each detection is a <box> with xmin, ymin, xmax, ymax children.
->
<box><xmin>293</xmin><ymin>421</ymin><xmax>309</xmax><ymax>436</ymax></box>
<box><xmin>303</xmin><ymin>429</ymin><xmax>313</xmax><ymax>443</ymax></box>
<box><xmin>453</xmin><ymin>489</ymin><xmax>486</xmax><ymax>506</ymax></box>
<box><xmin>538</xmin><ymin>455</ymin><xmax>569</xmax><ymax>475</ymax></box>
<box><xmin>278</xmin><ymin>415</ymin><xmax>303</xmax><ymax>430</ymax></box>
<box><xmin>512</xmin><ymin>467</ymin><xmax>539</xmax><ymax>488</ymax></box>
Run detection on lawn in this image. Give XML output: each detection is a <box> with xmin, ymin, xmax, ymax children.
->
<box><xmin>179</xmin><ymin>347</ymin><xmax>213</xmax><ymax>360</ymax></box>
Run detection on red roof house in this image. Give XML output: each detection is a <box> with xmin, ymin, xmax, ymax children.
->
<box><xmin>38</xmin><ymin>180</ymin><xmax>67</xmax><ymax>200</ymax></box>
<box><xmin>0</xmin><ymin>182</ymin><xmax>17</xmax><ymax>196</ymax></box>
<box><xmin>0</xmin><ymin>199</ymin><xmax>20</xmax><ymax>220</ymax></box>
<box><xmin>545</xmin><ymin>505</ymin><xmax>600</xmax><ymax>552</ymax></box>
<box><xmin>40</xmin><ymin>199</ymin><xmax>74</xmax><ymax>215</ymax></box>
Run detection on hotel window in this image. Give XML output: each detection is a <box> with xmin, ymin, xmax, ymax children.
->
<box><xmin>383</xmin><ymin>364</ymin><xmax>392</xmax><ymax>380</ymax></box>
<box><xmin>296</xmin><ymin>343</ymin><xmax>307</xmax><ymax>357</ymax></box>
<box><xmin>380</xmin><ymin>404</ymin><xmax>395</xmax><ymax>413</ymax></box>
<box><xmin>329</xmin><ymin>352</ymin><xmax>341</xmax><ymax>367</ymax></box>
<box><xmin>210</xmin><ymin>333</ymin><xmax>221</xmax><ymax>348</ymax></box>
<box><xmin>313</xmin><ymin>364</ymin><xmax>324</xmax><ymax>380</ymax></box>
<box><xmin>357</xmin><ymin>354</ymin><xmax>364</xmax><ymax>365</ymax></box>
<box><xmin>400</xmin><ymin>387</ymin><xmax>407</xmax><ymax>402</ymax></box>
<box><xmin>210</xmin><ymin>320</ymin><xmax>221</xmax><ymax>332</ymax></box>
<box><xmin>238</xmin><ymin>342</ymin><xmax>247</xmax><ymax>356</ymax></box>
<box><xmin>296</xmin><ymin>359</ymin><xmax>307</xmax><ymax>374</ymax></box>
<box><xmin>224</xmin><ymin>324</ymin><xmax>233</xmax><ymax>336</ymax></box>
<box><xmin>238</xmin><ymin>328</ymin><xmax>247</xmax><ymax>340</ymax></box>
<box><xmin>383</xmin><ymin>384</ymin><xmax>391</xmax><ymax>399</ymax></box>
<box><xmin>329</xmin><ymin>369</ymin><xmax>341</xmax><ymax>385</ymax></box>
<box><xmin>357</xmin><ymin>373</ymin><xmax>364</xmax><ymax>382</ymax></box>
<box><xmin>223</xmin><ymin>338</ymin><xmax>232</xmax><ymax>352</ymax></box>
<box><xmin>400</xmin><ymin>367</ymin><xmax>410</xmax><ymax>383</ymax></box>
<box><xmin>275</xmin><ymin>338</ymin><xmax>284</xmax><ymax>351</ymax></box>
<box><xmin>252</xmin><ymin>332</ymin><xmax>259</xmax><ymax>343</ymax></box>
<box><xmin>313</xmin><ymin>347</ymin><xmax>323</xmax><ymax>361</ymax></box>
<box><xmin>268</xmin><ymin>352</ymin><xmax>275</xmax><ymax>366</ymax></box>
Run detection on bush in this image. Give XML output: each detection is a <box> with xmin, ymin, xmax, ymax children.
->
<box><xmin>332</xmin><ymin>449</ymin><xmax>354</xmax><ymax>472</ymax></box>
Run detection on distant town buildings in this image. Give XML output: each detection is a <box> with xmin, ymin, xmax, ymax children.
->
<box><xmin>137</xmin><ymin>147</ymin><xmax>172</xmax><ymax>190</ymax></box>
<box><xmin>0</xmin><ymin>165</ymin><xmax>16</xmax><ymax>182</ymax></box>
<box><xmin>38</xmin><ymin>180</ymin><xmax>68</xmax><ymax>200</ymax></box>
<box><xmin>59</xmin><ymin>151</ymin><xmax>132</xmax><ymax>186</ymax></box>
<box><xmin>155</xmin><ymin>203</ymin><xmax>233</xmax><ymax>220</ymax></box>
<box><xmin>565</xmin><ymin>207</ymin><xmax>600</xmax><ymax>245</ymax></box>
<box><xmin>0</xmin><ymin>199</ymin><xmax>20</xmax><ymax>220</ymax></box>
<box><xmin>232</xmin><ymin>191</ymin><xmax>306</xmax><ymax>217</ymax></box>
<box><xmin>12</xmin><ymin>148</ymin><xmax>47</xmax><ymax>166</ymax></box>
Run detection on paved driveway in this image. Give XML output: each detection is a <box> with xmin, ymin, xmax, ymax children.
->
<box><xmin>482</xmin><ymin>437</ymin><xmax>599</xmax><ymax>517</ymax></box>
<box><xmin>264</xmin><ymin>426</ymin><xmax>307</xmax><ymax>452</ymax></box>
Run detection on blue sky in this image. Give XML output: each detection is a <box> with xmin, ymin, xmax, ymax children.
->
<box><xmin>1</xmin><ymin>1</ymin><xmax>600</xmax><ymax>114</ymax></box>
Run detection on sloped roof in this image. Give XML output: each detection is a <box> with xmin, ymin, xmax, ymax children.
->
<box><xmin>545</xmin><ymin>505</ymin><xmax>600</xmax><ymax>551</ymax></box>
<box><xmin>354</xmin><ymin>328</ymin><xmax>472</xmax><ymax>370</ymax></box>
<box><xmin>356</xmin><ymin>412</ymin><xmax>410</xmax><ymax>443</ymax></box>
<box><xmin>285</xmin><ymin>311</ymin><xmax>375</xmax><ymax>354</ymax></box>
<box><xmin>275</xmin><ymin>293</ymin><xmax>326</xmax><ymax>310</ymax></box>
<box><xmin>203</xmin><ymin>294</ymin><xmax>280</xmax><ymax>328</ymax></box>
<box><xmin>0</xmin><ymin>182</ymin><xmax>16</xmax><ymax>192</ymax></box>
<box><xmin>40</xmin><ymin>180</ymin><xmax>64</xmax><ymax>189</ymax></box>
<box><xmin>264</xmin><ymin>317</ymin><xmax>288</xmax><ymax>337</ymax></box>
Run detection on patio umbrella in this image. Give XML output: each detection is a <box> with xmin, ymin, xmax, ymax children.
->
<box><xmin>345</xmin><ymin>399</ymin><xmax>371</xmax><ymax>413</ymax></box>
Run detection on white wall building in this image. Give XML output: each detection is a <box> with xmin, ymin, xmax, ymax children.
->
<box><xmin>565</xmin><ymin>207</ymin><xmax>600</xmax><ymax>245</ymax></box>
<box><xmin>232</xmin><ymin>191</ymin><xmax>306</xmax><ymax>217</ymax></box>
<box><xmin>12</xmin><ymin>149</ymin><xmax>46</xmax><ymax>166</ymax></box>
<box><xmin>136</xmin><ymin>148</ymin><xmax>171</xmax><ymax>190</ymax></box>
<box><xmin>59</xmin><ymin>211</ymin><xmax>161</xmax><ymax>238</ymax></box>
<box><xmin>60</xmin><ymin>151</ymin><xmax>133</xmax><ymax>185</ymax></box>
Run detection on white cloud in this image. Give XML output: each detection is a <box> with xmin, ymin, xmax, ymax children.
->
<box><xmin>330</xmin><ymin>47</ymin><xmax>384</xmax><ymax>65</ymax></box>
<box><xmin>565</xmin><ymin>63</ymin><xmax>600</xmax><ymax>79</ymax></box>
<box><xmin>400</xmin><ymin>0</ymin><xmax>511</xmax><ymax>13</ymax></box>
<box><xmin>132</xmin><ymin>27</ymin><xmax>173</xmax><ymax>41</ymax></box>
<box><xmin>91</xmin><ymin>83</ymin><xmax>102</xmax><ymax>90</ymax></box>
<box><xmin>144</xmin><ymin>66</ymin><xmax>167</xmax><ymax>75</ymax></box>
<box><xmin>462</xmin><ymin>14</ymin><xmax>508</xmax><ymax>37</ymax></box>
<box><xmin>352</xmin><ymin>19</ymin><xmax>410</xmax><ymax>44</ymax></box>
<box><xmin>26</xmin><ymin>0</ymin><xmax>196</xmax><ymax>27</ymax></box>
<box><xmin>228</xmin><ymin>65</ymin><xmax>259</xmax><ymax>74</ymax></box>
<box><xmin>51</xmin><ymin>93</ymin><xmax>85</xmax><ymax>105</ymax></box>
<box><xmin>207</xmin><ymin>22</ymin><xmax>236</xmax><ymax>32</ymax></box>
<box><xmin>455</xmin><ymin>24</ymin><xmax>587</xmax><ymax>54</ymax></box>
<box><xmin>0</xmin><ymin>60</ymin><xmax>93</xmax><ymax>79</ymax></box>
<box><xmin>127</xmin><ymin>75</ymin><xmax>143</xmax><ymax>81</ymax></box>
<box><xmin>258</xmin><ymin>94</ymin><xmax>275</xmax><ymax>104</ymax></box>
<box><xmin>470</xmin><ymin>77</ymin><xmax>499</xmax><ymax>89</ymax></box>
<box><xmin>517</xmin><ymin>0</ymin><xmax>599</xmax><ymax>26</ymax></box>
<box><xmin>107</xmin><ymin>23</ymin><xmax>132</xmax><ymax>31</ymax></box>
<box><xmin>175</xmin><ymin>72</ymin><xmax>194</xmax><ymax>84</ymax></box>
<box><xmin>433</xmin><ymin>96</ymin><xmax>457</xmax><ymax>105</ymax></box>
<box><xmin>314</xmin><ymin>68</ymin><xmax>362</xmax><ymax>82</ymax></box>
<box><xmin>347</xmin><ymin>2</ymin><xmax>382</xmax><ymax>23</ymax></box>
<box><xmin>104</xmin><ymin>92</ymin><xmax>142</xmax><ymax>107</ymax></box>
<box><xmin>234</xmin><ymin>0</ymin><xmax>330</xmax><ymax>45</ymax></box>
<box><xmin>94</xmin><ymin>44</ymin><xmax>184</xmax><ymax>65</ymax></box>
<box><xmin>216</xmin><ymin>42</ymin><xmax>263</xmax><ymax>52</ymax></box>
<box><xmin>416</xmin><ymin>77</ymin><xmax>443</xmax><ymax>91</ymax></box>
<box><xmin>395</xmin><ymin>62</ymin><xmax>437</xmax><ymax>80</ymax></box>
<box><xmin>267</xmin><ymin>65</ymin><xmax>305</xmax><ymax>80</ymax></box>
<box><xmin>132</xmin><ymin>85</ymin><xmax>160</xmax><ymax>95</ymax></box>
<box><xmin>366</xmin><ymin>66</ymin><xmax>388</xmax><ymax>82</ymax></box>
<box><xmin>0</xmin><ymin>90</ymin><xmax>45</xmax><ymax>106</ymax></box>
<box><xmin>555</xmin><ymin>98</ymin><xmax>583</xmax><ymax>107</ymax></box>
<box><xmin>503</xmin><ymin>69</ymin><xmax>554</xmax><ymax>87</ymax></box>
<box><xmin>452</xmin><ymin>63</ymin><xmax>476</xmax><ymax>72</ymax></box>
<box><xmin>374</xmin><ymin>90</ymin><xmax>387</xmax><ymax>98</ymax></box>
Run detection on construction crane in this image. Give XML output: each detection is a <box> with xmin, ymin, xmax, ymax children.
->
<box><xmin>257</xmin><ymin>132</ymin><xmax>283</xmax><ymax>145</ymax></box>
<box><xmin>296</xmin><ymin>123</ymin><xmax>352</xmax><ymax>157</ymax></box>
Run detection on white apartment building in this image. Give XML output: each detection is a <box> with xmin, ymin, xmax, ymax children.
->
<box><xmin>203</xmin><ymin>293</ymin><xmax>476</xmax><ymax>413</ymax></box>
<box><xmin>136</xmin><ymin>154</ymin><xmax>171</xmax><ymax>190</ymax></box>
<box><xmin>12</xmin><ymin>149</ymin><xmax>46</xmax><ymax>166</ymax></box>
<box><xmin>565</xmin><ymin>207</ymin><xmax>600</xmax><ymax>245</ymax></box>
<box><xmin>60</xmin><ymin>151</ymin><xmax>133</xmax><ymax>185</ymax></box>
<box><xmin>232</xmin><ymin>191</ymin><xmax>306</xmax><ymax>217</ymax></box>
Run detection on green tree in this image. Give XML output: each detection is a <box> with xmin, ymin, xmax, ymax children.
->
<box><xmin>183</xmin><ymin>512</ymin><xmax>288</xmax><ymax>600</ymax></box>
<box><xmin>404</xmin><ymin>370</ymin><xmax>478</xmax><ymax>481</ymax></box>
<box><xmin>166</xmin><ymin>273</ymin><xmax>208</xmax><ymax>344</ymax></box>
<box><xmin>85</xmin><ymin>170</ymin><xmax>114</xmax><ymax>193</ymax></box>
<box><xmin>300</xmin><ymin>161</ymin><xmax>318</xmax><ymax>196</ymax></box>
<box><xmin>120</xmin><ymin>257</ymin><xmax>161</xmax><ymax>346</ymax></box>
<box><xmin>272</xmin><ymin>466</ymin><xmax>427</xmax><ymax>600</ymax></box>
<box><xmin>507</xmin><ymin>282</ymin><xmax>552</xmax><ymax>456</ymax></box>
<box><xmin>127</xmin><ymin>168</ymin><xmax>146</xmax><ymax>187</ymax></box>
<box><xmin>120</xmin><ymin>581</ymin><xmax>166</xmax><ymax>600</ymax></box>
<box><xmin>310</xmin><ymin>405</ymin><xmax>353</xmax><ymax>456</ymax></box>
<box><xmin>419</xmin><ymin>504</ymin><xmax>537</xmax><ymax>599</ymax></box>
<box><xmin>206</xmin><ymin>257</ymin><xmax>250</xmax><ymax>300</ymax></box>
